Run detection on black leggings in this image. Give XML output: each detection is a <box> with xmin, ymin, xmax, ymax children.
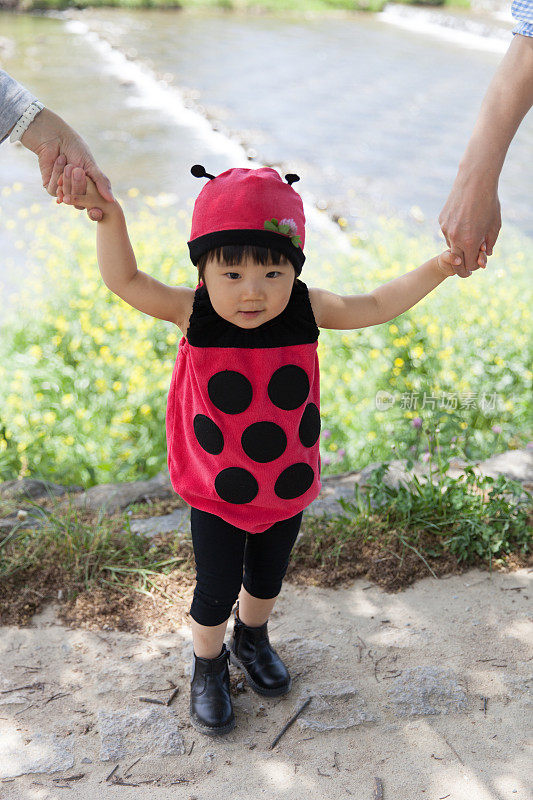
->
<box><xmin>188</xmin><ymin>506</ymin><xmax>303</xmax><ymax>627</ymax></box>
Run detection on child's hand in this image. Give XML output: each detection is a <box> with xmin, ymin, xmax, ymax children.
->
<box><xmin>56</xmin><ymin>161</ymin><xmax>115</xmax><ymax>219</ymax></box>
<box><xmin>437</xmin><ymin>244</ymin><xmax>487</xmax><ymax>277</ymax></box>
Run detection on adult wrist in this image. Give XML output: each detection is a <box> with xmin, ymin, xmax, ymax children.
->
<box><xmin>455</xmin><ymin>145</ymin><xmax>501</xmax><ymax>191</ymax></box>
<box><xmin>10</xmin><ymin>101</ymin><xmax>45</xmax><ymax>143</ymax></box>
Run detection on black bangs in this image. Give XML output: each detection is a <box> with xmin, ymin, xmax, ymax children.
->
<box><xmin>197</xmin><ymin>244</ymin><xmax>289</xmax><ymax>274</ymax></box>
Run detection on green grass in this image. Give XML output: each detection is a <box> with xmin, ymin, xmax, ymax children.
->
<box><xmin>337</xmin><ymin>430</ymin><xmax>532</xmax><ymax>570</ymax></box>
<box><xmin>1</xmin><ymin>429</ymin><xmax>529</xmax><ymax>614</ymax></box>
<box><xmin>0</xmin><ymin>486</ymin><xmax>193</xmax><ymax>596</ymax></box>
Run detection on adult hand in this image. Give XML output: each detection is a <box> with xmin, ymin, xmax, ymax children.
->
<box><xmin>19</xmin><ymin>107</ymin><xmax>113</xmax><ymax>222</ymax></box>
<box><xmin>439</xmin><ymin>175</ymin><xmax>501</xmax><ymax>278</ymax></box>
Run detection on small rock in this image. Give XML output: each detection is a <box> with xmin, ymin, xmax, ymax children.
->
<box><xmin>296</xmin><ymin>682</ymin><xmax>375</xmax><ymax>731</ymax></box>
<box><xmin>0</xmin><ymin>732</ymin><xmax>74</xmax><ymax>779</ymax></box>
<box><xmin>387</xmin><ymin>666</ymin><xmax>468</xmax><ymax>716</ymax></box>
<box><xmin>97</xmin><ymin>707</ymin><xmax>186</xmax><ymax>761</ymax></box>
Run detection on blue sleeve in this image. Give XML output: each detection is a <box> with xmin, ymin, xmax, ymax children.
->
<box><xmin>511</xmin><ymin>0</ymin><xmax>533</xmax><ymax>37</ymax></box>
<box><xmin>0</xmin><ymin>69</ymin><xmax>38</xmax><ymax>144</ymax></box>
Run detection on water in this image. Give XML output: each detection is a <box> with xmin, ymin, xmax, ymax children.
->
<box><xmin>0</xmin><ymin>4</ymin><xmax>531</xmax><ymax>316</ymax></box>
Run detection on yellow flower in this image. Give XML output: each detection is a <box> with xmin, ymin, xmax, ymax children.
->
<box><xmin>394</xmin><ymin>357</ymin><xmax>404</xmax><ymax>368</ymax></box>
<box><xmin>443</xmin><ymin>326</ymin><xmax>453</xmax><ymax>341</ymax></box>
<box><xmin>389</xmin><ymin>324</ymin><xmax>398</xmax><ymax>334</ymax></box>
<box><xmin>29</xmin><ymin>345</ymin><xmax>42</xmax><ymax>359</ymax></box>
<box><xmin>367</xmin><ymin>431</ymin><xmax>377</xmax><ymax>440</ymax></box>
<box><xmin>75</xmin><ymin>408</ymin><xmax>87</xmax><ymax>419</ymax></box>
<box><xmin>43</xmin><ymin>411</ymin><xmax>56</xmax><ymax>425</ymax></box>
<box><xmin>95</xmin><ymin>378</ymin><xmax>107</xmax><ymax>392</ymax></box>
<box><xmin>61</xmin><ymin>394</ymin><xmax>74</xmax><ymax>407</ymax></box>
<box><xmin>112</xmin><ymin>381</ymin><xmax>122</xmax><ymax>392</ymax></box>
<box><xmin>370</xmin><ymin>348</ymin><xmax>380</xmax><ymax>359</ymax></box>
<box><xmin>460</xmin><ymin>422</ymin><xmax>468</xmax><ymax>430</ymax></box>
<box><xmin>412</xmin><ymin>344</ymin><xmax>424</xmax><ymax>359</ymax></box>
<box><xmin>140</xmin><ymin>404</ymin><xmax>151</xmax><ymax>416</ymax></box>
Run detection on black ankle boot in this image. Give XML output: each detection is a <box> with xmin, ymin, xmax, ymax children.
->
<box><xmin>228</xmin><ymin>601</ymin><xmax>292</xmax><ymax>697</ymax></box>
<box><xmin>189</xmin><ymin>642</ymin><xmax>235</xmax><ymax>736</ymax></box>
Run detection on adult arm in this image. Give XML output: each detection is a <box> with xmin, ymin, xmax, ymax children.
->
<box><xmin>439</xmin><ymin>33</ymin><xmax>533</xmax><ymax>276</ymax></box>
<box><xmin>0</xmin><ymin>70</ymin><xmax>111</xmax><ymax>220</ymax></box>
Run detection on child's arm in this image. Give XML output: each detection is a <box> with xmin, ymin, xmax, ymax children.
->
<box><xmin>312</xmin><ymin>248</ymin><xmax>486</xmax><ymax>330</ymax></box>
<box><xmin>57</xmin><ymin>165</ymin><xmax>193</xmax><ymax>326</ymax></box>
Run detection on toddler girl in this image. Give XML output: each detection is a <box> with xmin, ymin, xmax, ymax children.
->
<box><xmin>57</xmin><ymin>161</ymin><xmax>487</xmax><ymax>737</ymax></box>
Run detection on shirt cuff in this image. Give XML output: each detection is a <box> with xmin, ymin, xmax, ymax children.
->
<box><xmin>0</xmin><ymin>74</ymin><xmax>38</xmax><ymax>144</ymax></box>
<box><xmin>512</xmin><ymin>22</ymin><xmax>533</xmax><ymax>37</ymax></box>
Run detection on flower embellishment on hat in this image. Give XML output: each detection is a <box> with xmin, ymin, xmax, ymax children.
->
<box><xmin>264</xmin><ymin>217</ymin><xmax>302</xmax><ymax>249</ymax></box>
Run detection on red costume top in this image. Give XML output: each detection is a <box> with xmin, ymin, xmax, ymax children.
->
<box><xmin>166</xmin><ymin>278</ymin><xmax>322</xmax><ymax>533</ymax></box>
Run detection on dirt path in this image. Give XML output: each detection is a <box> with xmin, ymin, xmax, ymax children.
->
<box><xmin>0</xmin><ymin>567</ymin><xmax>531</xmax><ymax>800</ymax></box>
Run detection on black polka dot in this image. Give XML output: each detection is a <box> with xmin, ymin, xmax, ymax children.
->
<box><xmin>215</xmin><ymin>467</ymin><xmax>258</xmax><ymax>504</ymax></box>
<box><xmin>241</xmin><ymin>421</ymin><xmax>287</xmax><ymax>463</ymax></box>
<box><xmin>194</xmin><ymin>414</ymin><xmax>224</xmax><ymax>455</ymax></box>
<box><xmin>299</xmin><ymin>403</ymin><xmax>321</xmax><ymax>447</ymax></box>
<box><xmin>274</xmin><ymin>463</ymin><xmax>315</xmax><ymax>500</ymax></box>
<box><xmin>268</xmin><ymin>365</ymin><xmax>309</xmax><ymax>410</ymax></box>
<box><xmin>208</xmin><ymin>370</ymin><xmax>253</xmax><ymax>414</ymax></box>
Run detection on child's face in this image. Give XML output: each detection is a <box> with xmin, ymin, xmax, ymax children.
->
<box><xmin>203</xmin><ymin>253</ymin><xmax>296</xmax><ymax>329</ymax></box>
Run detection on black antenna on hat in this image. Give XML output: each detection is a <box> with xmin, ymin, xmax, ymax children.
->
<box><xmin>285</xmin><ymin>173</ymin><xmax>300</xmax><ymax>186</ymax></box>
<box><xmin>191</xmin><ymin>164</ymin><xmax>216</xmax><ymax>180</ymax></box>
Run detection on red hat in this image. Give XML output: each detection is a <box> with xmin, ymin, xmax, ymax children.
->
<box><xmin>188</xmin><ymin>165</ymin><xmax>306</xmax><ymax>275</ymax></box>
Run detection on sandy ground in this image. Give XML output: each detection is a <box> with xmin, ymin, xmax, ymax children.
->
<box><xmin>0</xmin><ymin>567</ymin><xmax>531</xmax><ymax>800</ymax></box>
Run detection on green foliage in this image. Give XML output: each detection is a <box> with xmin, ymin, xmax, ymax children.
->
<box><xmin>337</xmin><ymin>430</ymin><xmax>532</xmax><ymax>569</ymax></box>
<box><xmin>0</xmin><ymin>190</ymin><xmax>531</xmax><ymax>491</ymax></box>
<box><xmin>0</xmin><ymin>489</ymin><xmax>189</xmax><ymax>592</ymax></box>
<box><xmin>11</xmin><ymin>0</ymin><xmax>390</xmax><ymax>11</ymax></box>
<box><xmin>315</xmin><ymin>217</ymin><xmax>532</xmax><ymax>473</ymax></box>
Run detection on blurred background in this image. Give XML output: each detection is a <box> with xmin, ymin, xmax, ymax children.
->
<box><xmin>0</xmin><ymin>0</ymin><xmax>531</xmax><ymax>486</ymax></box>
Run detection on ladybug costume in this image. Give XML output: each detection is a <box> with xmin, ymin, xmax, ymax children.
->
<box><xmin>165</xmin><ymin>165</ymin><xmax>322</xmax><ymax>533</ymax></box>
